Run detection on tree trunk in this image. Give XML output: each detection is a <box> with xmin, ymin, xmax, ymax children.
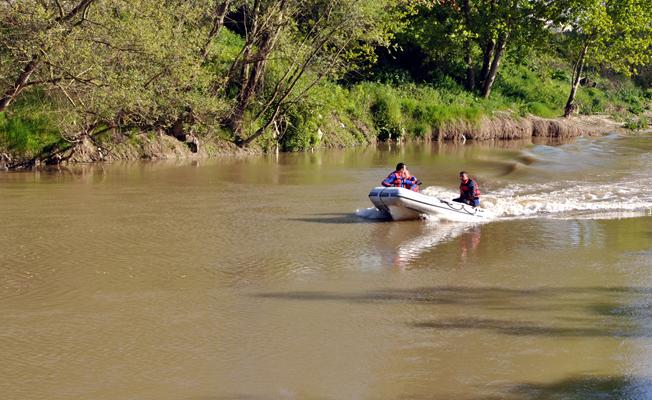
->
<box><xmin>200</xmin><ymin>0</ymin><xmax>231</xmax><ymax>60</ymax></box>
<box><xmin>481</xmin><ymin>31</ymin><xmax>507</xmax><ymax>98</ymax></box>
<box><xmin>464</xmin><ymin>42</ymin><xmax>476</xmax><ymax>91</ymax></box>
<box><xmin>241</xmin><ymin>102</ymin><xmax>282</xmax><ymax>146</ymax></box>
<box><xmin>0</xmin><ymin>57</ymin><xmax>39</xmax><ymax>112</ymax></box>
<box><xmin>57</xmin><ymin>0</ymin><xmax>95</xmax><ymax>23</ymax></box>
<box><xmin>460</xmin><ymin>0</ymin><xmax>475</xmax><ymax>91</ymax></box>
<box><xmin>228</xmin><ymin>0</ymin><xmax>261</xmax><ymax>141</ymax></box>
<box><xmin>477</xmin><ymin>39</ymin><xmax>495</xmax><ymax>91</ymax></box>
<box><xmin>230</xmin><ymin>31</ymin><xmax>280</xmax><ymax>141</ymax></box>
<box><xmin>230</xmin><ymin>0</ymin><xmax>285</xmax><ymax>143</ymax></box>
<box><xmin>564</xmin><ymin>43</ymin><xmax>589</xmax><ymax>117</ymax></box>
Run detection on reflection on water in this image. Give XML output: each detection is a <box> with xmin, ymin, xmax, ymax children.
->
<box><xmin>459</xmin><ymin>225</ymin><xmax>481</xmax><ymax>261</ymax></box>
<box><xmin>1</xmin><ymin>135</ymin><xmax>652</xmax><ymax>400</ymax></box>
<box><xmin>370</xmin><ymin>222</ymin><xmax>481</xmax><ymax>269</ymax></box>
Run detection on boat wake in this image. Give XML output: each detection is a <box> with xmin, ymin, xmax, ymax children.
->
<box><xmin>422</xmin><ymin>179</ymin><xmax>652</xmax><ymax>220</ymax></box>
<box><xmin>358</xmin><ymin>178</ymin><xmax>652</xmax><ymax>222</ymax></box>
<box><xmin>359</xmin><ymin>135</ymin><xmax>652</xmax><ymax>222</ymax></box>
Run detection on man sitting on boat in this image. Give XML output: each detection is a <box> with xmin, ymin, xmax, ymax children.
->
<box><xmin>453</xmin><ymin>171</ymin><xmax>480</xmax><ymax>207</ymax></box>
<box><xmin>381</xmin><ymin>162</ymin><xmax>421</xmax><ymax>192</ymax></box>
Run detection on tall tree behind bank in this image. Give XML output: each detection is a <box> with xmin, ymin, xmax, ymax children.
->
<box><xmin>397</xmin><ymin>0</ymin><xmax>551</xmax><ymax>97</ymax></box>
<box><xmin>223</xmin><ymin>0</ymin><xmax>403</xmax><ymax>146</ymax></box>
<box><xmin>558</xmin><ymin>0</ymin><xmax>652</xmax><ymax>117</ymax></box>
<box><xmin>477</xmin><ymin>0</ymin><xmax>552</xmax><ymax>98</ymax></box>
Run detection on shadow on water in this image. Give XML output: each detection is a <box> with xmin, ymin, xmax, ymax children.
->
<box><xmin>475</xmin><ymin>375</ymin><xmax>652</xmax><ymax>400</ymax></box>
<box><xmin>411</xmin><ymin>317</ymin><xmax>649</xmax><ymax>338</ymax></box>
<box><xmin>188</xmin><ymin>396</ymin><xmax>265</xmax><ymax>400</ymax></box>
<box><xmin>256</xmin><ymin>285</ymin><xmax>652</xmax><ymax>303</ymax></box>
<box><xmin>290</xmin><ymin>212</ymin><xmax>389</xmax><ymax>224</ymax></box>
<box><xmin>255</xmin><ymin>286</ymin><xmax>652</xmax><ymax>338</ymax></box>
<box><xmin>188</xmin><ymin>375</ymin><xmax>652</xmax><ymax>400</ymax></box>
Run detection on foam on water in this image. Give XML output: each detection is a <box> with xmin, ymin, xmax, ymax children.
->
<box><xmin>422</xmin><ymin>178</ymin><xmax>652</xmax><ymax>220</ymax></box>
<box><xmin>356</xmin><ymin>207</ymin><xmax>388</xmax><ymax>220</ymax></box>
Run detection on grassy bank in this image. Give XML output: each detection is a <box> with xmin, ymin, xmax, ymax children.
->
<box><xmin>269</xmin><ymin>56</ymin><xmax>650</xmax><ymax>150</ymax></box>
<box><xmin>2</xmin><ymin>1</ymin><xmax>651</xmax><ymax>168</ymax></box>
<box><xmin>1</xmin><ymin>48</ymin><xmax>650</xmax><ymax>163</ymax></box>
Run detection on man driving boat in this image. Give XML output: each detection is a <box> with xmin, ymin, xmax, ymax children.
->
<box><xmin>453</xmin><ymin>171</ymin><xmax>480</xmax><ymax>207</ymax></box>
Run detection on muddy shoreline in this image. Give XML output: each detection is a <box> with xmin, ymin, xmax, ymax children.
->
<box><xmin>0</xmin><ymin>114</ymin><xmax>638</xmax><ymax>170</ymax></box>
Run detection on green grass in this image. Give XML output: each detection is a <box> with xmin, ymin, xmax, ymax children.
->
<box><xmin>273</xmin><ymin>65</ymin><xmax>650</xmax><ymax>150</ymax></box>
<box><xmin>356</xmin><ymin>84</ymin><xmax>485</xmax><ymax>136</ymax></box>
<box><xmin>1</xmin><ymin>35</ymin><xmax>649</xmax><ymax>157</ymax></box>
<box><xmin>492</xmin><ymin>53</ymin><xmax>649</xmax><ymax>118</ymax></box>
<box><xmin>0</xmin><ymin>88</ymin><xmax>62</xmax><ymax>157</ymax></box>
<box><xmin>623</xmin><ymin>116</ymin><xmax>649</xmax><ymax>131</ymax></box>
<box><xmin>0</xmin><ymin>112</ymin><xmax>60</xmax><ymax>156</ymax></box>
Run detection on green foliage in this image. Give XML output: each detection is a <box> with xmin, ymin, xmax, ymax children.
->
<box><xmin>276</xmin><ymin>48</ymin><xmax>650</xmax><ymax>148</ymax></box>
<box><xmin>556</xmin><ymin>0</ymin><xmax>652</xmax><ymax>112</ymax></box>
<box><xmin>617</xmin><ymin>89</ymin><xmax>646</xmax><ymax>115</ymax></box>
<box><xmin>351</xmin><ymin>82</ymin><xmax>492</xmax><ymax>140</ymax></box>
<box><xmin>0</xmin><ymin>112</ymin><xmax>59</xmax><ymax>154</ymax></box>
<box><xmin>371</xmin><ymin>91</ymin><xmax>403</xmax><ymax>140</ymax></box>
<box><xmin>272</xmin><ymin>82</ymin><xmax>366</xmax><ymax>151</ymax></box>
<box><xmin>279</xmin><ymin>103</ymin><xmax>321</xmax><ymax>151</ymax></box>
<box><xmin>623</xmin><ymin>116</ymin><xmax>649</xmax><ymax>131</ymax></box>
<box><xmin>0</xmin><ymin>0</ymin><xmax>650</xmax><ymax>161</ymax></box>
<box><xmin>492</xmin><ymin>54</ymin><xmax>567</xmax><ymax>116</ymax></box>
<box><xmin>551</xmin><ymin>69</ymin><xmax>570</xmax><ymax>82</ymax></box>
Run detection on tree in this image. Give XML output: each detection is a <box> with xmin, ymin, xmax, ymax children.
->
<box><xmin>1</xmin><ymin>0</ymin><xmax>235</xmax><ymax>156</ymax></box>
<box><xmin>223</xmin><ymin>0</ymin><xmax>403</xmax><ymax>146</ymax></box>
<box><xmin>559</xmin><ymin>0</ymin><xmax>652</xmax><ymax>117</ymax></box>
<box><xmin>0</xmin><ymin>0</ymin><xmax>98</xmax><ymax>113</ymax></box>
<box><xmin>476</xmin><ymin>0</ymin><xmax>551</xmax><ymax>98</ymax></box>
<box><xmin>397</xmin><ymin>0</ymin><xmax>551</xmax><ymax>97</ymax></box>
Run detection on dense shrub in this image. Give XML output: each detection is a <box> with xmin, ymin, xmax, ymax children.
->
<box><xmin>0</xmin><ymin>112</ymin><xmax>59</xmax><ymax>155</ymax></box>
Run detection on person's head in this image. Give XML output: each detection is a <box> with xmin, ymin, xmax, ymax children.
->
<box><xmin>459</xmin><ymin>171</ymin><xmax>469</xmax><ymax>181</ymax></box>
<box><xmin>396</xmin><ymin>162</ymin><xmax>406</xmax><ymax>172</ymax></box>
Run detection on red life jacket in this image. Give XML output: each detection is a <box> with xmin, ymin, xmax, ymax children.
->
<box><xmin>460</xmin><ymin>178</ymin><xmax>480</xmax><ymax>199</ymax></box>
<box><xmin>382</xmin><ymin>172</ymin><xmax>420</xmax><ymax>192</ymax></box>
<box><xmin>382</xmin><ymin>172</ymin><xmax>403</xmax><ymax>187</ymax></box>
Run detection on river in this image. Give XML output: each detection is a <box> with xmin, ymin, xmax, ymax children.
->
<box><xmin>1</xmin><ymin>134</ymin><xmax>651</xmax><ymax>399</ymax></box>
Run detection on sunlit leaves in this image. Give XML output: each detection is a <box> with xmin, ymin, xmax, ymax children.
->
<box><xmin>562</xmin><ymin>0</ymin><xmax>652</xmax><ymax>75</ymax></box>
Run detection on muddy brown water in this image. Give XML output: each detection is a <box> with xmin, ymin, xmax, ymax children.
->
<box><xmin>1</xmin><ymin>135</ymin><xmax>652</xmax><ymax>400</ymax></box>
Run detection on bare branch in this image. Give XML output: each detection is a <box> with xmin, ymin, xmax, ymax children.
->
<box><xmin>85</xmin><ymin>38</ymin><xmax>145</xmax><ymax>54</ymax></box>
<box><xmin>57</xmin><ymin>0</ymin><xmax>95</xmax><ymax>23</ymax></box>
<box><xmin>201</xmin><ymin>0</ymin><xmax>231</xmax><ymax>60</ymax></box>
<box><xmin>53</xmin><ymin>0</ymin><xmax>64</xmax><ymax>18</ymax></box>
<box><xmin>143</xmin><ymin>68</ymin><xmax>169</xmax><ymax>88</ymax></box>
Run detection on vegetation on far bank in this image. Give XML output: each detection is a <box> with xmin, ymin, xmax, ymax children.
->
<box><xmin>1</xmin><ymin>0</ymin><xmax>650</xmax><ymax>166</ymax></box>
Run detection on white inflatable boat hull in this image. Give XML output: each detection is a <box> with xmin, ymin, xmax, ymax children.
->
<box><xmin>368</xmin><ymin>186</ymin><xmax>492</xmax><ymax>222</ymax></box>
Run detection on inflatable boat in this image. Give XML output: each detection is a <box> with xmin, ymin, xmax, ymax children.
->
<box><xmin>368</xmin><ymin>186</ymin><xmax>493</xmax><ymax>222</ymax></box>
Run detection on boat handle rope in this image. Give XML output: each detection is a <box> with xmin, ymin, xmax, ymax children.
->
<box><xmin>440</xmin><ymin>199</ymin><xmax>478</xmax><ymax>215</ymax></box>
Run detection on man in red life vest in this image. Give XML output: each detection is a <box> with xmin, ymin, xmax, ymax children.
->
<box><xmin>453</xmin><ymin>171</ymin><xmax>480</xmax><ymax>207</ymax></box>
<box><xmin>381</xmin><ymin>162</ymin><xmax>422</xmax><ymax>192</ymax></box>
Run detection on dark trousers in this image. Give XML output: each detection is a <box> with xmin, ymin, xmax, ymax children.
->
<box><xmin>453</xmin><ymin>197</ymin><xmax>480</xmax><ymax>207</ymax></box>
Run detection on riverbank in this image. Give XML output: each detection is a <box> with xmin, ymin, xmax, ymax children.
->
<box><xmin>0</xmin><ymin>113</ymin><xmax>633</xmax><ymax>170</ymax></box>
<box><xmin>2</xmin><ymin>50</ymin><xmax>649</xmax><ymax>170</ymax></box>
